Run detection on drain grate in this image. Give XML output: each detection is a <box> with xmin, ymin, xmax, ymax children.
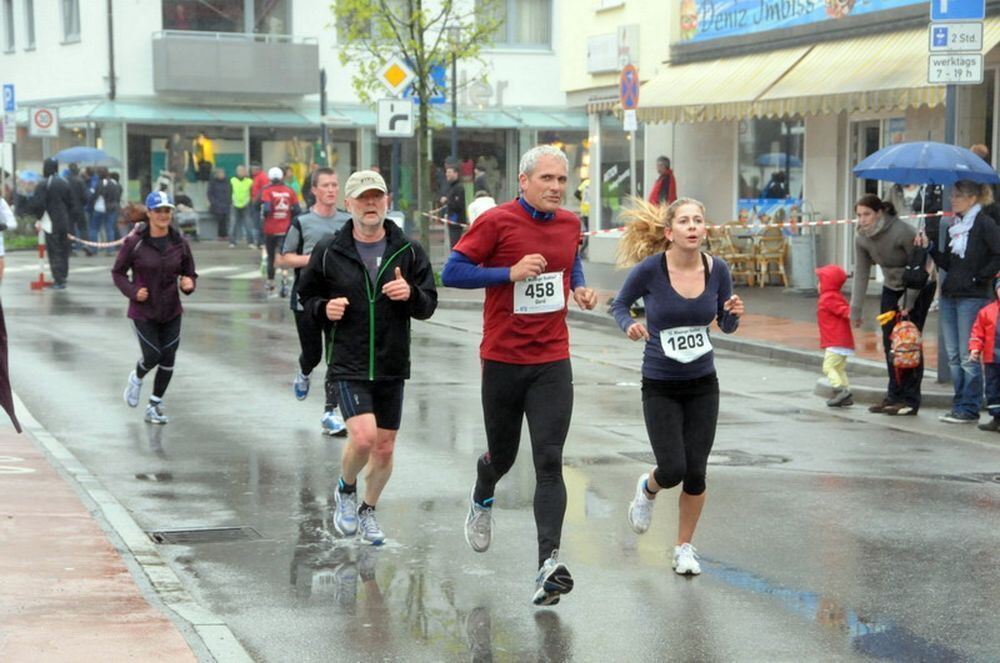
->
<box><xmin>619</xmin><ymin>449</ymin><xmax>791</xmax><ymax>467</ymax></box>
<box><xmin>147</xmin><ymin>526</ymin><xmax>263</xmax><ymax>545</ymax></box>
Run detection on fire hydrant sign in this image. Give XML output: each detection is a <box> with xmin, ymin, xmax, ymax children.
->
<box><xmin>28</xmin><ymin>107</ymin><xmax>59</xmax><ymax>137</ymax></box>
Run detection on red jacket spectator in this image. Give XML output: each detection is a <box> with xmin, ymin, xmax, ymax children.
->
<box><xmin>648</xmin><ymin>162</ymin><xmax>677</xmax><ymax>206</ymax></box>
<box><xmin>260</xmin><ymin>183</ymin><xmax>300</xmax><ymax>236</ymax></box>
<box><xmin>969</xmin><ymin>296</ymin><xmax>1000</xmax><ymax>362</ymax></box>
<box><xmin>251</xmin><ymin>169</ymin><xmax>270</xmax><ymax>203</ymax></box>
<box><xmin>816</xmin><ymin>264</ymin><xmax>854</xmax><ymax>349</ymax></box>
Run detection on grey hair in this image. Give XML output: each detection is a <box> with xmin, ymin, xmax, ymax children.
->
<box><xmin>519</xmin><ymin>145</ymin><xmax>569</xmax><ymax>177</ymax></box>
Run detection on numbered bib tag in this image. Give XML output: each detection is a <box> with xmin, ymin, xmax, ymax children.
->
<box><xmin>659</xmin><ymin>326</ymin><xmax>712</xmax><ymax>363</ymax></box>
<box><xmin>513</xmin><ymin>272</ymin><xmax>565</xmax><ymax>315</ymax></box>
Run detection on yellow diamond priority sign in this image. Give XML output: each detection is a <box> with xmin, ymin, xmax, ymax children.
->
<box><xmin>377</xmin><ymin>57</ymin><xmax>416</xmax><ymax>97</ymax></box>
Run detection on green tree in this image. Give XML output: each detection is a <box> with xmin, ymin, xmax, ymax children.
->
<box><xmin>333</xmin><ymin>0</ymin><xmax>502</xmax><ymax>247</ymax></box>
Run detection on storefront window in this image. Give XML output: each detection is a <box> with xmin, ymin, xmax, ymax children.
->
<box><xmin>430</xmin><ymin>129</ymin><xmax>510</xmax><ymax>204</ymax></box>
<box><xmin>597</xmin><ymin>114</ymin><xmax>644</xmax><ymax>230</ymax></box>
<box><xmin>737</xmin><ymin>117</ymin><xmax>804</xmax><ymax>229</ymax></box>
<box><xmin>162</xmin><ymin>0</ymin><xmax>244</xmax><ymax>33</ymax></box>
<box><xmin>539</xmin><ymin>130</ymin><xmax>589</xmax><ymax>221</ymax></box>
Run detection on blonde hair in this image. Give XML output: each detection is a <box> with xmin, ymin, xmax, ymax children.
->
<box><xmin>616</xmin><ymin>197</ymin><xmax>707</xmax><ymax>267</ymax></box>
<box><xmin>953</xmin><ymin>179</ymin><xmax>994</xmax><ymax>206</ymax></box>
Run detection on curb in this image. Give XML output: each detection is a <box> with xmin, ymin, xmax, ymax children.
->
<box><xmin>437</xmin><ymin>298</ymin><xmax>923</xmax><ymax>380</ymax></box>
<box><xmin>812</xmin><ymin>377</ymin><xmax>953</xmax><ymax>408</ymax></box>
<box><xmin>12</xmin><ymin>392</ymin><xmax>253</xmax><ymax>663</ymax></box>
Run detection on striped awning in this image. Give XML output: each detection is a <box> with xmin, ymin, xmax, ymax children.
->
<box><xmin>639</xmin><ymin>16</ymin><xmax>1000</xmax><ymax>123</ymax></box>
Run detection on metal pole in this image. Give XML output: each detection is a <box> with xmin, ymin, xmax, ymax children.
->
<box><xmin>450</xmin><ymin>52</ymin><xmax>458</xmax><ymax>161</ymax></box>
<box><xmin>938</xmin><ymin>83</ymin><xmax>958</xmax><ymax>383</ymax></box>
<box><xmin>320</xmin><ymin>69</ymin><xmax>329</xmax><ymax>166</ymax></box>
<box><xmin>629</xmin><ymin>129</ymin><xmax>636</xmax><ymax>197</ymax></box>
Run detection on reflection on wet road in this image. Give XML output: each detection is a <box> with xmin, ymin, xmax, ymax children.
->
<box><xmin>5</xmin><ymin>249</ymin><xmax>1000</xmax><ymax>661</ymax></box>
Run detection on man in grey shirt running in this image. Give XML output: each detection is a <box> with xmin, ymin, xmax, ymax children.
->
<box><xmin>278</xmin><ymin>167</ymin><xmax>352</xmax><ymax>436</ymax></box>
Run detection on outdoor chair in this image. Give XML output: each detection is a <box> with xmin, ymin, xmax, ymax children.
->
<box><xmin>754</xmin><ymin>225</ymin><xmax>788</xmax><ymax>287</ymax></box>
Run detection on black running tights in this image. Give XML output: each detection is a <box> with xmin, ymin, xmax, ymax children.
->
<box><xmin>475</xmin><ymin>359</ymin><xmax>573</xmax><ymax>568</ymax></box>
<box><xmin>132</xmin><ymin>316</ymin><xmax>182</xmax><ymax>399</ymax></box>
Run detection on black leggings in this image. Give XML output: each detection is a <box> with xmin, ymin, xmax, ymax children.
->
<box><xmin>642</xmin><ymin>374</ymin><xmax>719</xmax><ymax>496</ymax></box>
<box><xmin>264</xmin><ymin>233</ymin><xmax>285</xmax><ymax>280</ymax></box>
<box><xmin>293</xmin><ymin>309</ymin><xmax>336</xmax><ymax>411</ymax></box>
<box><xmin>132</xmin><ymin>316</ymin><xmax>182</xmax><ymax>399</ymax></box>
<box><xmin>475</xmin><ymin>359</ymin><xmax>573</xmax><ymax>568</ymax></box>
<box><xmin>879</xmin><ymin>282</ymin><xmax>935</xmax><ymax>408</ymax></box>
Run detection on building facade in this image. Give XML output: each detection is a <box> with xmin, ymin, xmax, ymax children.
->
<box><xmin>1</xmin><ymin>0</ymin><xmax>580</xmax><ymax>218</ymax></box>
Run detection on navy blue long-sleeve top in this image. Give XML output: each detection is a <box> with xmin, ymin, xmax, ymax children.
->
<box><xmin>609</xmin><ymin>252</ymin><xmax>739</xmax><ymax>381</ymax></box>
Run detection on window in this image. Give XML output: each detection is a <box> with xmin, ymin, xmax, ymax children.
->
<box><xmin>736</xmin><ymin>117</ymin><xmax>805</xmax><ymax>228</ymax></box>
<box><xmin>162</xmin><ymin>0</ymin><xmax>244</xmax><ymax>33</ymax></box>
<box><xmin>61</xmin><ymin>0</ymin><xmax>80</xmax><ymax>41</ymax></box>
<box><xmin>476</xmin><ymin>0</ymin><xmax>551</xmax><ymax>48</ymax></box>
<box><xmin>336</xmin><ymin>0</ymin><xmax>409</xmax><ymax>44</ymax></box>
<box><xmin>24</xmin><ymin>0</ymin><xmax>35</xmax><ymax>48</ymax></box>
<box><xmin>3</xmin><ymin>0</ymin><xmax>14</xmax><ymax>51</ymax></box>
<box><xmin>253</xmin><ymin>0</ymin><xmax>289</xmax><ymax>34</ymax></box>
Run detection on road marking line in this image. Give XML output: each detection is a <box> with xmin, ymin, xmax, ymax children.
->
<box><xmin>226</xmin><ymin>270</ymin><xmax>263</xmax><ymax>280</ymax></box>
<box><xmin>195</xmin><ymin>266</ymin><xmax>241</xmax><ymax>276</ymax></box>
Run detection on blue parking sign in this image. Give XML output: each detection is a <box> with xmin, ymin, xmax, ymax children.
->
<box><xmin>931</xmin><ymin>0</ymin><xmax>985</xmax><ymax>21</ymax></box>
<box><xmin>933</xmin><ymin>26</ymin><xmax>949</xmax><ymax>47</ymax></box>
<box><xmin>2</xmin><ymin>84</ymin><xmax>14</xmax><ymax>113</ymax></box>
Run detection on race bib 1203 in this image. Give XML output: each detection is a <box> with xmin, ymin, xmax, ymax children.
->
<box><xmin>513</xmin><ymin>272</ymin><xmax>565</xmax><ymax>314</ymax></box>
<box><xmin>659</xmin><ymin>325</ymin><xmax>712</xmax><ymax>363</ymax></box>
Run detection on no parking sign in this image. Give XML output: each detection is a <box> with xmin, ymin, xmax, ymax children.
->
<box><xmin>29</xmin><ymin>107</ymin><xmax>58</xmax><ymax>137</ymax></box>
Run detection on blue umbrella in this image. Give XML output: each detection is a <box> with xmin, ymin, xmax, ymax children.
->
<box><xmin>17</xmin><ymin>170</ymin><xmax>40</xmax><ymax>182</ymax></box>
<box><xmin>755</xmin><ymin>152</ymin><xmax>802</xmax><ymax>168</ymax></box>
<box><xmin>853</xmin><ymin>140</ymin><xmax>1000</xmax><ymax>185</ymax></box>
<box><xmin>51</xmin><ymin>146</ymin><xmax>122</xmax><ymax>167</ymax></box>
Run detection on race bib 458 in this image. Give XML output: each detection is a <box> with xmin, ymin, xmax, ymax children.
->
<box><xmin>513</xmin><ymin>272</ymin><xmax>565</xmax><ymax>315</ymax></box>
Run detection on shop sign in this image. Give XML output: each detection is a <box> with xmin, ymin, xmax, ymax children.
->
<box><xmin>28</xmin><ymin>107</ymin><xmax>59</xmax><ymax>137</ymax></box>
<box><xmin>929</xmin><ymin>22</ymin><xmax>983</xmax><ymax>52</ymax></box>
<box><xmin>927</xmin><ymin>53</ymin><xmax>984</xmax><ymax>84</ymax></box>
<box><xmin>678</xmin><ymin>0</ymin><xmax>923</xmax><ymax>45</ymax></box>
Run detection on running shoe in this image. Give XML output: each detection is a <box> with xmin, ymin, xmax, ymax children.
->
<box><xmin>939</xmin><ymin>410</ymin><xmax>978</xmax><ymax>424</ymax></box>
<box><xmin>531</xmin><ymin>550</ymin><xmax>574</xmax><ymax>606</ymax></box>
<box><xmin>464</xmin><ymin>485</ymin><xmax>493</xmax><ymax>553</ymax></box>
<box><xmin>293</xmin><ymin>371</ymin><xmax>310</xmax><ymax>400</ymax></box>
<box><xmin>123</xmin><ymin>371</ymin><xmax>142</xmax><ymax>408</ymax></box>
<box><xmin>358</xmin><ymin>507</ymin><xmax>385</xmax><ymax>545</ymax></box>
<box><xmin>333</xmin><ymin>489</ymin><xmax>358</xmax><ymax>536</ymax></box>
<box><xmin>672</xmin><ymin>542</ymin><xmax>701</xmax><ymax>576</ymax></box>
<box><xmin>321</xmin><ymin>408</ymin><xmax>348</xmax><ymax>437</ymax></box>
<box><xmin>627</xmin><ymin>474</ymin><xmax>655</xmax><ymax>534</ymax></box>
<box><xmin>144</xmin><ymin>401</ymin><xmax>169</xmax><ymax>425</ymax></box>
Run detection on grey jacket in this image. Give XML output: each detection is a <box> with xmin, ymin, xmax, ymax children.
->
<box><xmin>850</xmin><ymin>215</ymin><xmax>923</xmax><ymax>320</ymax></box>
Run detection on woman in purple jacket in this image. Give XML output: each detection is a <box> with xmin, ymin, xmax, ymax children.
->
<box><xmin>112</xmin><ymin>192</ymin><xmax>197</xmax><ymax>424</ymax></box>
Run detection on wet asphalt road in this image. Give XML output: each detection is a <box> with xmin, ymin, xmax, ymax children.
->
<box><xmin>4</xmin><ymin>245</ymin><xmax>1000</xmax><ymax>662</ymax></box>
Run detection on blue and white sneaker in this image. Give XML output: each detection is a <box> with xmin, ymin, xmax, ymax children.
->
<box><xmin>144</xmin><ymin>401</ymin><xmax>169</xmax><ymax>425</ymax></box>
<box><xmin>532</xmin><ymin>549</ymin><xmax>574</xmax><ymax>606</ymax></box>
<box><xmin>464</xmin><ymin>485</ymin><xmax>493</xmax><ymax>553</ymax></box>
<box><xmin>321</xmin><ymin>408</ymin><xmax>348</xmax><ymax>437</ymax></box>
<box><xmin>358</xmin><ymin>507</ymin><xmax>386</xmax><ymax>545</ymax></box>
<box><xmin>293</xmin><ymin>371</ymin><xmax>310</xmax><ymax>400</ymax></box>
<box><xmin>123</xmin><ymin>371</ymin><xmax>142</xmax><ymax>408</ymax></box>
<box><xmin>333</xmin><ymin>489</ymin><xmax>358</xmax><ymax>537</ymax></box>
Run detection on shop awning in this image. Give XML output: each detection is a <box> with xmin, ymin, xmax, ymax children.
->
<box><xmin>636</xmin><ymin>46</ymin><xmax>812</xmax><ymax>123</ymax></box>
<box><xmin>755</xmin><ymin>17</ymin><xmax>1000</xmax><ymax>117</ymax></box>
<box><xmin>638</xmin><ymin>16</ymin><xmax>1000</xmax><ymax>123</ymax></box>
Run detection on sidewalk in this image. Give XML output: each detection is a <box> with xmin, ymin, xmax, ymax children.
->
<box><xmin>0</xmin><ymin>425</ymin><xmax>196</xmax><ymax>662</ymax></box>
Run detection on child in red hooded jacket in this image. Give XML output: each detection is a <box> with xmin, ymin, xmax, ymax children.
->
<box><xmin>968</xmin><ymin>280</ymin><xmax>1000</xmax><ymax>431</ymax></box>
<box><xmin>816</xmin><ymin>264</ymin><xmax>855</xmax><ymax>407</ymax></box>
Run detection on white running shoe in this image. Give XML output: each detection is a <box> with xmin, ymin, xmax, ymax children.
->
<box><xmin>333</xmin><ymin>490</ymin><xmax>358</xmax><ymax>536</ymax></box>
<box><xmin>321</xmin><ymin>408</ymin><xmax>348</xmax><ymax>437</ymax></box>
<box><xmin>672</xmin><ymin>543</ymin><xmax>701</xmax><ymax>576</ymax></box>
<box><xmin>464</xmin><ymin>485</ymin><xmax>493</xmax><ymax>553</ymax></box>
<box><xmin>627</xmin><ymin>474</ymin><xmax>655</xmax><ymax>534</ymax></box>
<box><xmin>124</xmin><ymin>371</ymin><xmax>142</xmax><ymax>408</ymax></box>
<box><xmin>144</xmin><ymin>401</ymin><xmax>168</xmax><ymax>425</ymax></box>
<box><xmin>358</xmin><ymin>508</ymin><xmax>385</xmax><ymax>545</ymax></box>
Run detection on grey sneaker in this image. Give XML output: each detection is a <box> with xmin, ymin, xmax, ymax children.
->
<box><xmin>464</xmin><ymin>485</ymin><xmax>493</xmax><ymax>553</ymax></box>
<box><xmin>293</xmin><ymin>371</ymin><xmax>310</xmax><ymax>400</ymax></box>
<box><xmin>532</xmin><ymin>550</ymin><xmax>574</xmax><ymax>606</ymax></box>
<box><xmin>358</xmin><ymin>508</ymin><xmax>385</xmax><ymax>545</ymax></box>
<box><xmin>826</xmin><ymin>388</ymin><xmax>853</xmax><ymax>407</ymax></box>
<box><xmin>627</xmin><ymin>474</ymin><xmax>655</xmax><ymax>534</ymax></box>
<box><xmin>939</xmin><ymin>411</ymin><xmax>978</xmax><ymax>424</ymax></box>
<box><xmin>672</xmin><ymin>542</ymin><xmax>701</xmax><ymax>576</ymax></box>
<box><xmin>144</xmin><ymin>401</ymin><xmax>168</xmax><ymax>425</ymax></box>
<box><xmin>333</xmin><ymin>490</ymin><xmax>358</xmax><ymax>536</ymax></box>
<box><xmin>124</xmin><ymin>371</ymin><xmax>142</xmax><ymax>408</ymax></box>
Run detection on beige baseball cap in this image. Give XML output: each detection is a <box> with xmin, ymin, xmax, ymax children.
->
<box><xmin>344</xmin><ymin>170</ymin><xmax>388</xmax><ymax>199</ymax></box>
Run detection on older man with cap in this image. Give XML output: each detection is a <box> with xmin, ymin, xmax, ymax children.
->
<box><xmin>297</xmin><ymin>170</ymin><xmax>438</xmax><ymax>545</ymax></box>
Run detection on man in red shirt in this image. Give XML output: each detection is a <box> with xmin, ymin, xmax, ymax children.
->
<box><xmin>441</xmin><ymin>145</ymin><xmax>597</xmax><ymax>606</ymax></box>
<box><xmin>260</xmin><ymin>167</ymin><xmax>300</xmax><ymax>296</ymax></box>
<box><xmin>648</xmin><ymin>155</ymin><xmax>677</xmax><ymax>206</ymax></box>
<box><xmin>250</xmin><ymin>161</ymin><xmax>270</xmax><ymax>248</ymax></box>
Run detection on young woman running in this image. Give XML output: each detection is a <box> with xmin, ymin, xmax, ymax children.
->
<box><xmin>609</xmin><ymin>198</ymin><xmax>743</xmax><ymax>575</ymax></box>
<box><xmin>113</xmin><ymin>191</ymin><xmax>197</xmax><ymax>424</ymax></box>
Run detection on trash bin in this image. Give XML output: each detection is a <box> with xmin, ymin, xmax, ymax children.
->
<box><xmin>788</xmin><ymin>232</ymin><xmax>817</xmax><ymax>292</ymax></box>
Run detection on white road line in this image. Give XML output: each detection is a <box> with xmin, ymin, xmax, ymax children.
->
<box><xmin>195</xmin><ymin>266</ymin><xmax>241</xmax><ymax>276</ymax></box>
<box><xmin>226</xmin><ymin>270</ymin><xmax>264</xmax><ymax>280</ymax></box>
<box><xmin>70</xmin><ymin>266</ymin><xmax>110</xmax><ymax>274</ymax></box>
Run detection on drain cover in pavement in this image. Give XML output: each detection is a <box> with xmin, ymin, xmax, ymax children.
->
<box><xmin>619</xmin><ymin>449</ymin><xmax>790</xmax><ymax>467</ymax></box>
<box><xmin>147</xmin><ymin>526</ymin><xmax>263</xmax><ymax>544</ymax></box>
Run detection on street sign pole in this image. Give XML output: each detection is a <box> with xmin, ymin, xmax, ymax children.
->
<box><xmin>620</xmin><ymin>65</ymin><xmax>640</xmax><ymax>199</ymax></box>
<box><xmin>629</xmin><ymin>128</ymin><xmax>637</xmax><ymax>198</ymax></box>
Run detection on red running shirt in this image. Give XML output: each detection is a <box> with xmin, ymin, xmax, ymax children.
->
<box><xmin>261</xmin><ymin>184</ymin><xmax>296</xmax><ymax>235</ymax></box>
<box><xmin>454</xmin><ymin>200</ymin><xmax>581</xmax><ymax>364</ymax></box>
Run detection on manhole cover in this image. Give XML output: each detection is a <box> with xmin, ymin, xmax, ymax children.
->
<box><xmin>618</xmin><ymin>449</ymin><xmax>790</xmax><ymax>467</ymax></box>
<box><xmin>147</xmin><ymin>527</ymin><xmax>263</xmax><ymax>544</ymax></box>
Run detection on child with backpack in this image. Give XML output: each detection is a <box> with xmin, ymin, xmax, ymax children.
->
<box><xmin>968</xmin><ymin>280</ymin><xmax>1000</xmax><ymax>431</ymax></box>
<box><xmin>816</xmin><ymin>264</ymin><xmax>854</xmax><ymax>407</ymax></box>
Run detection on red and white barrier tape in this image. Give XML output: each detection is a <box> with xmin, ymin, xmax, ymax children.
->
<box><xmin>68</xmin><ymin>234</ymin><xmax>126</xmax><ymax>249</ymax></box>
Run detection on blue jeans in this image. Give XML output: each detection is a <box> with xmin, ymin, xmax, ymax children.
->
<box><xmin>229</xmin><ymin>206</ymin><xmax>253</xmax><ymax>245</ymax></box>
<box><xmin>938</xmin><ymin>296</ymin><xmax>989</xmax><ymax>415</ymax></box>
<box><xmin>985</xmin><ymin>363</ymin><xmax>1000</xmax><ymax>418</ymax></box>
<box><xmin>89</xmin><ymin>210</ymin><xmax>117</xmax><ymax>251</ymax></box>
